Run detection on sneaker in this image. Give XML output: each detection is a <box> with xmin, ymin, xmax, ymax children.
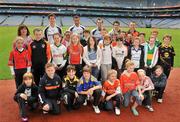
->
<box><xmin>83</xmin><ymin>99</ymin><xmax>87</xmax><ymax>106</ymax></box>
<box><xmin>131</xmin><ymin>107</ymin><xmax>139</xmax><ymax>116</ymax></box>
<box><xmin>93</xmin><ymin>105</ymin><xmax>101</xmax><ymax>114</ymax></box>
<box><xmin>145</xmin><ymin>105</ymin><xmax>154</xmax><ymax>112</ymax></box>
<box><xmin>43</xmin><ymin>111</ymin><xmax>48</xmax><ymax>114</ymax></box>
<box><xmin>21</xmin><ymin>117</ymin><xmax>28</xmax><ymax>122</ymax></box>
<box><xmin>157</xmin><ymin>99</ymin><xmax>163</xmax><ymax>103</ymax></box>
<box><xmin>57</xmin><ymin>100</ymin><xmax>61</xmax><ymax>105</ymax></box>
<box><xmin>115</xmin><ymin>107</ymin><xmax>120</xmax><ymax>115</ymax></box>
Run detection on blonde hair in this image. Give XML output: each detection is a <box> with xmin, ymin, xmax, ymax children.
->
<box><xmin>45</xmin><ymin>63</ymin><xmax>55</xmax><ymax>69</ymax></box>
<box><xmin>23</xmin><ymin>72</ymin><xmax>35</xmax><ymax>84</ymax></box>
<box><xmin>107</xmin><ymin>69</ymin><xmax>117</xmax><ymax>78</ymax></box>
<box><xmin>137</xmin><ymin>69</ymin><xmax>146</xmax><ymax>76</ymax></box>
<box><xmin>70</xmin><ymin>33</ymin><xmax>80</xmax><ymax>45</ymax></box>
<box><xmin>125</xmin><ymin>59</ymin><xmax>134</xmax><ymax>69</ymax></box>
<box><xmin>13</xmin><ymin>36</ymin><xmax>24</xmax><ymax>44</ymax></box>
<box><xmin>83</xmin><ymin>65</ymin><xmax>91</xmax><ymax>73</ymax></box>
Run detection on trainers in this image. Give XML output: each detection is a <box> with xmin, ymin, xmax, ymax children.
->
<box><xmin>83</xmin><ymin>99</ymin><xmax>87</xmax><ymax>106</ymax></box>
<box><xmin>93</xmin><ymin>105</ymin><xmax>101</xmax><ymax>114</ymax></box>
<box><xmin>21</xmin><ymin>117</ymin><xmax>28</xmax><ymax>122</ymax></box>
<box><xmin>157</xmin><ymin>99</ymin><xmax>163</xmax><ymax>103</ymax></box>
<box><xmin>43</xmin><ymin>111</ymin><xmax>48</xmax><ymax>114</ymax></box>
<box><xmin>131</xmin><ymin>107</ymin><xmax>139</xmax><ymax>116</ymax></box>
<box><xmin>115</xmin><ymin>107</ymin><xmax>120</xmax><ymax>115</ymax></box>
<box><xmin>145</xmin><ymin>105</ymin><xmax>154</xmax><ymax>112</ymax></box>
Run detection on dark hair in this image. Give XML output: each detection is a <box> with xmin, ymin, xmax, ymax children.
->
<box><xmin>17</xmin><ymin>24</ymin><xmax>30</xmax><ymax>36</ymax></box>
<box><xmin>154</xmin><ymin>65</ymin><xmax>164</xmax><ymax>72</ymax></box>
<box><xmin>45</xmin><ymin>63</ymin><xmax>55</xmax><ymax>69</ymax></box>
<box><xmin>83</xmin><ymin>29</ymin><xmax>90</xmax><ymax>34</ymax></box>
<box><xmin>163</xmin><ymin>34</ymin><xmax>172</xmax><ymax>41</ymax></box>
<box><xmin>139</xmin><ymin>32</ymin><xmax>146</xmax><ymax>37</ymax></box>
<box><xmin>96</xmin><ymin>17</ymin><xmax>103</xmax><ymax>23</ymax></box>
<box><xmin>113</xmin><ymin>21</ymin><xmax>120</xmax><ymax>25</ymax></box>
<box><xmin>116</xmin><ymin>37</ymin><xmax>123</xmax><ymax>42</ymax></box>
<box><xmin>87</xmin><ymin>37</ymin><xmax>97</xmax><ymax>52</ymax></box>
<box><xmin>48</xmin><ymin>13</ymin><xmax>56</xmax><ymax>19</ymax></box>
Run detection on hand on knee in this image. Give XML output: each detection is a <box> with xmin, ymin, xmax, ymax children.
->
<box><xmin>43</xmin><ymin>104</ymin><xmax>50</xmax><ymax>111</ymax></box>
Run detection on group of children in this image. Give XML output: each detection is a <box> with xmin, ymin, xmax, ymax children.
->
<box><xmin>8</xmin><ymin>13</ymin><xmax>176</xmax><ymax>121</ymax></box>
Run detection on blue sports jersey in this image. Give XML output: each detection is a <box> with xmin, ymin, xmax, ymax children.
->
<box><xmin>76</xmin><ymin>75</ymin><xmax>101</xmax><ymax>92</ymax></box>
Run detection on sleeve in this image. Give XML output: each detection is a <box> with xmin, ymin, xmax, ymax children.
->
<box><xmin>140</xmin><ymin>46</ymin><xmax>145</xmax><ymax>69</ymax></box>
<box><xmin>44</xmin><ymin>27</ymin><xmax>48</xmax><ymax>41</ymax></box>
<box><xmin>14</xmin><ymin>85</ymin><xmax>24</xmax><ymax>100</ymax></box>
<box><xmin>152</xmin><ymin>47</ymin><xmax>159</xmax><ymax>68</ymax></box>
<box><xmin>8</xmin><ymin>51</ymin><xmax>14</xmax><ymax>66</ymax></box>
<box><xmin>76</xmin><ymin>80</ymin><xmax>83</xmax><ymax>93</ymax></box>
<box><xmin>96</xmin><ymin>47</ymin><xmax>102</xmax><ymax>68</ymax></box>
<box><xmin>26</xmin><ymin>50</ymin><xmax>32</xmax><ymax>67</ymax></box>
<box><xmin>119</xmin><ymin>75</ymin><xmax>124</xmax><ymax>92</ymax></box>
<box><xmin>147</xmin><ymin>77</ymin><xmax>154</xmax><ymax>90</ymax></box>
<box><xmin>83</xmin><ymin>47</ymin><xmax>91</xmax><ymax>66</ymax></box>
<box><xmin>27</xmin><ymin>43</ymin><xmax>32</xmax><ymax>60</ymax></box>
<box><xmin>135</xmin><ymin>73</ymin><xmax>140</xmax><ymax>86</ymax></box>
<box><xmin>46</xmin><ymin>42</ymin><xmax>52</xmax><ymax>63</ymax></box>
<box><xmin>171</xmin><ymin>47</ymin><xmax>175</xmax><ymax>67</ymax></box>
<box><xmin>102</xmin><ymin>82</ymin><xmax>107</xmax><ymax>97</ymax></box>
<box><xmin>159</xmin><ymin>74</ymin><xmax>167</xmax><ymax>87</ymax></box>
<box><xmin>38</xmin><ymin>79</ymin><xmax>47</xmax><ymax>105</ymax></box>
<box><xmin>27</xmin><ymin>85</ymin><xmax>38</xmax><ymax>102</ymax></box>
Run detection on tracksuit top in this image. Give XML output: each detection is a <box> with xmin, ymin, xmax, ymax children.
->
<box><xmin>14</xmin><ymin>83</ymin><xmax>38</xmax><ymax>102</ymax></box>
<box><xmin>8</xmin><ymin>48</ymin><xmax>31</xmax><ymax>69</ymax></box>
<box><xmin>77</xmin><ymin>75</ymin><xmax>101</xmax><ymax>93</ymax></box>
<box><xmin>158</xmin><ymin>44</ymin><xmax>175</xmax><ymax>67</ymax></box>
<box><xmin>28</xmin><ymin>39</ymin><xmax>51</xmax><ymax>67</ymax></box>
<box><xmin>150</xmin><ymin>73</ymin><xmax>167</xmax><ymax>88</ymax></box>
<box><xmin>68</xmin><ymin>24</ymin><xmax>85</xmax><ymax>36</ymax></box>
<box><xmin>39</xmin><ymin>74</ymin><xmax>62</xmax><ymax>104</ymax></box>
<box><xmin>63</xmin><ymin>75</ymin><xmax>79</xmax><ymax>94</ymax></box>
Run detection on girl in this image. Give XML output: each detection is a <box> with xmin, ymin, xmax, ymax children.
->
<box><xmin>144</xmin><ymin>35</ymin><xmax>159</xmax><ymax>76</ymax></box>
<box><xmin>83</xmin><ymin>36</ymin><xmax>102</xmax><ymax>79</ymax></box>
<box><xmin>127</xmin><ymin>37</ymin><xmax>144</xmax><ymax>72</ymax></box>
<box><xmin>102</xmin><ymin>69</ymin><xmax>122</xmax><ymax>115</ymax></box>
<box><xmin>67</xmin><ymin>34</ymin><xmax>83</xmax><ymax>78</ymax></box>
<box><xmin>150</xmin><ymin>65</ymin><xmax>167</xmax><ymax>103</ymax></box>
<box><xmin>99</xmin><ymin>34</ymin><xmax>112</xmax><ymax>83</ymax></box>
<box><xmin>14</xmin><ymin>24</ymin><xmax>32</xmax><ymax>49</ymax></box>
<box><xmin>120</xmin><ymin>60</ymin><xmax>143</xmax><ymax>116</ymax></box>
<box><xmin>112</xmin><ymin>37</ymin><xmax>128</xmax><ymax>76</ymax></box>
<box><xmin>137</xmin><ymin>69</ymin><xmax>154</xmax><ymax>112</ymax></box>
<box><xmin>14</xmin><ymin>72</ymin><xmax>38</xmax><ymax>122</ymax></box>
<box><xmin>124</xmin><ymin>33</ymin><xmax>133</xmax><ymax>47</ymax></box>
<box><xmin>8</xmin><ymin>36</ymin><xmax>31</xmax><ymax>88</ymax></box>
<box><xmin>51</xmin><ymin>33</ymin><xmax>67</xmax><ymax>78</ymax></box>
<box><xmin>158</xmin><ymin>34</ymin><xmax>175</xmax><ymax>79</ymax></box>
<box><xmin>62</xmin><ymin>30</ymin><xmax>71</xmax><ymax>48</ymax></box>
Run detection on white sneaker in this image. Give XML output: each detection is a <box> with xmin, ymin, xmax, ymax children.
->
<box><xmin>115</xmin><ymin>107</ymin><xmax>120</xmax><ymax>115</ymax></box>
<box><xmin>83</xmin><ymin>99</ymin><xmax>87</xmax><ymax>106</ymax></box>
<box><xmin>63</xmin><ymin>95</ymin><xmax>68</xmax><ymax>104</ymax></box>
<box><xmin>93</xmin><ymin>105</ymin><xmax>101</xmax><ymax>114</ymax></box>
<box><xmin>157</xmin><ymin>99</ymin><xmax>163</xmax><ymax>103</ymax></box>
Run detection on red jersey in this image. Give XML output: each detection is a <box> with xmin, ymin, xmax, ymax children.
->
<box><xmin>103</xmin><ymin>79</ymin><xmax>120</xmax><ymax>95</ymax></box>
<box><xmin>67</xmin><ymin>44</ymin><xmax>83</xmax><ymax>64</ymax></box>
<box><xmin>119</xmin><ymin>71</ymin><xmax>140</xmax><ymax>93</ymax></box>
<box><xmin>8</xmin><ymin>48</ymin><xmax>31</xmax><ymax>69</ymax></box>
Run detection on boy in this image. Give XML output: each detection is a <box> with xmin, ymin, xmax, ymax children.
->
<box><xmin>39</xmin><ymin>63</ymin><xmax>62</xmax><ymax>114</ymax></box>
<box><xmin>76</xmin><ymin>65</ymin><xmax>102</xmax><ymax>114</ymax></box>
<box><xmin>28</xmin><ymin>28</ymin><xmax>51</xmax><ymax>85</ymax></box>
<box><xmin>62</xmin><ymin>65</ymin><xmax>79</xmax><ymax>111</ymax></box>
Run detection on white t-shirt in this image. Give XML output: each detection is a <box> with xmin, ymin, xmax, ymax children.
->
<box><xmin>112</xmin><ymin>45</ymin><xmax>127</xmax><ymax>69</ymax></box>
<box><xmin>50</xmin><ymin>44</ymin><xmax>67</xmax><ymax>66</ymax></box>
<box><xmin>101</xmin><ymin>45</ymin><xmax>112</xmax><ymax>64</ymax></box>
<box><xmin>69</xmin><ymin>24</ymin><xmax>85</xmax><ymax>36</ymax></box>
<box><xmin>131</xmin><ymin>47</ymin><xmax>142</xmax><ymax>68</ymax></box>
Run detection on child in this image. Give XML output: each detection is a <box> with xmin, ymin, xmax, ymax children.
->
<box><xmin>124</xmin><ymin>33</ymin><xmax>133</xmax><ymax>47</ymax></box>
<box><xmin>14</xmin><ymin>72</ymin><xmax>38</xmax><ymax>122</ymax></box>
<box><xmin>99</xmin><ymin>34</ymin><xmax>112</xmax><ymax>82</ymax></box>
<box><xmin>28</xmin><ymin>28</ymin><xmax>51</xmax><ymax>85</ymax></box>
<box><xmin>150</xmin><ymin>65</ymin><xmax>167</xmax><ymax>103</ymax></box>
<box><xmin>80</xmin><ymin>29</ymin><xmax>90</xmax><ymax>47</ymax></box>
<box><xmin>137</xmin><ymin>69</ymin><xmax>154</xmax><ymax>112</ymax></box>
<box><xmin>151</xmin><ymin>29</ymin><xmax>161</xmax><ymax>47</ymax></box>
<box><xmin>144</xmin><ymin>35</ymin><xmax>158</xmax><ymax>76</ymax></box>
<box><xmin>39</xmin><ymin>63</ymin><xmax>62</xmax><ymax>114</ymax></box>
<box><xmin>139</xmin><ymin>32</ymin><xmax>147</xmax><ymax>46</ymax></box>
<box><xmin>8</xmin><ymin>36</ymin><xmax>31</xmax><ymax>88</ymax></box>
<box><xmin>102</xmin><ymin>69</ymin><xmax>122</xmax><ymax>115</ymax></box>
<box><xmin>158</xmin><ymin>34</ymin><xmax>175</xmax><ymax>79</ymax></box>
<box><xmin>62</xmin><ymin>65</ymin><xmax>79</xmax><ymax>111</ymax></box>
<box><xmin>62</xmin><ymin>30</ymin><xmax>71</xmax><ymax>48</ymax></box>
<box><xmin>127</xmin><ymin>37</ymin><xmax>145</xmax><ymax>72</ymax></box>
<box><xmin>67</xmin><ymin>34</ymin><xmax>83</xmax><ymax>78</ymax></box>
<box><xmin>120</xmin><ymin>60</ymin><xmax>143</xmax><ymax>116</ymax></box>
<box><xmin>112</xmin><ymin>37</ymin><xmax>128</xmax><ymax>76</ymax></box>
<box><xmin>51</xmin><ymin>33</ymin><xmax>67</xmax><ymax>78</ymax></box>
<box><xmin>76</xmin><ymin>65</ymin><xmax>102</xmax><ymax>114</ymax></box>
<box><xmin>83</xmin><ymin>36</ymin><xmax>102</xmax><ymax>79</ymax></box>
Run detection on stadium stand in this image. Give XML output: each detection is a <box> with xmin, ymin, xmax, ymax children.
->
<box><xmin>0</xmin><ymin>0</ymin><xmax>179</xmax><ymax>28</ymax></box>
